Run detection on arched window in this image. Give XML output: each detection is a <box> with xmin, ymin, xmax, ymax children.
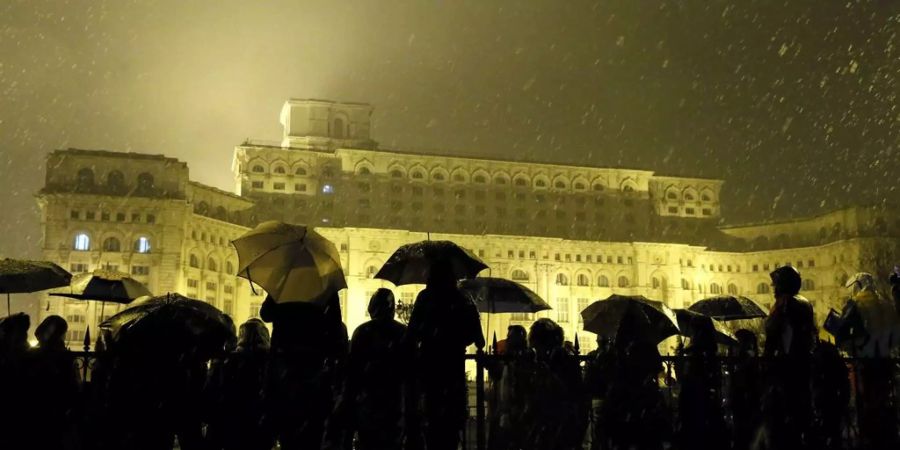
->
<box><xmin>73</xmin><ymin>233</ymin><xmax>91</xmax><ymax>251</ymax></box>
<box><xmin>333</xmin><ymin>118</ymin><xmax>345</xmax><ymax>138</ymax></box>
<box><xmin>294</xmin><ymin>166</ymin><xmax>307</xmax><ymax>176</ymax></box>
<box><xmin>554</xmin><ymin>180</ymin><xmax>566</xmax><ymax>189</ymax></box>
<box><xmin>593</xmin><ymin>183</ymin><xmax>604</xmax><ymax>191</ymax></box>
<box><xmin>107</xmin><ymin>171</ymin><xmax>125</xmax><ymax>192</ymax></box>
<box><xmin>214</xmin><ymin>206</ymin><xmax>227</xmax><ymax>220</ymax></box>
<box><xmin>597</xmin><ymin>275</ymin><xmax>610</xmax><ymax>287</ymax></box>
<box><xmin>102</xmin><ymin>237</ymin><xmax>121</xmax><ymax>252</ymax></box>
<box><xmin>666</xmin><ymin>191</ymin><xmax>678</xmax><ymax>200</ymax></box>
<box><xmin>358</xmin><ymin>166</ymin><xmax>371</xmax><ymax>176</ymax></box>
<box><xmin>681</xmin><ymin>279</ymin><xmax>691</xmax><ymax>290</ymax></box>
<box><xmin>196</xmin><ymin>201</ymin><xmax>210</xmax><ymax>215</ymax></box>
<box><xmin>273</xmin><ymin>166</ymin><xmax>286</xmax><ymax>174</ymax></box>
<box><xmin>390</xmin><ymin>169</ymin><xmax>404</xmax><ymax>178</ymax></box>
<box><xmin>802</xmin><ymin>279</ymin><xmax>816</xmax><ymax>291</ymax></box>
<box><xmin>252</xmin><ymin>165</ymin><xmax>265</xmax><ymax>173</ymax></box>
<box><xmin>710</xmin><ymin>283</ymin><xmax>723</xmax><ymax>295</ymax></box>
<box><xmin>452</xmin><ymin>172</ymin><xmax>466</xmax><ymax>182</ymax></box>
<box><xmin>757</xmin><ymin>282</ymin><xmax>770</xmax><ymax>294</ymax></box>
<box><xmin>366</xmin><ymin>265</ymin><xmax>378</xmax><ymax>278</ymax></box>
<box><xmin>473</xmin><ymin>174</ymin><xmax>487</xmax><ymax>184</ymax></box>
<box><xmin>617</xmin><ymin>276</ymin><xmax>630</xmax><ymax>288</ymax></box>
<box><xmin>511</xmin><ymin>269</ymin><xmax>530</xmax><ymax>281</ymax></box>
<box><xmin>535</xmin><ymin>179</ymin><xmax>547</xmax><ymax>188</ymax></box>
<box><xmin>652</xmin><ymin>277</ymin><xmax>661</xmax><ymax>289</ymax></box>
<box><xmin>701</xmin><ymin>192</ymin><xmax>712</xmax><ymax>201</ymax></box>
<box><xmin>514</xmin><ymin>177</ymin><xmax>528</xmax><ymax>187</ymax></box>
<box><xmin>684</xmin><ymin>192</ymin><xmax>696</xmax><ymax>201</ymax></box>
<box><xmin>494</xmin><ymin>175</ymin><xmax>508</xmax><ymax>185</ymax></box>
<box><xmin>574</xmin><ymin>181</ymin><xmax>586</xmax><ymax>190</ymax></box>
<box><xmin>136</xmin><ymin>173</ymin><xmax>154</xmax><ymax>194</ymax></box>
<box><xmin>134</xmin><ymin>236</ymin><xmax>151</xmax><ymax>254</ymax></box>
<box><xmin>208</xmin><ymin>258</ymin><xmax>218</xmax><ymax>272</ymax></box>
<box><xmin>622</xmin><ymin>184</ymin><xmax>635</xmax><ymax>193</ymax></box>
<box><xmin>411</xmin><ymin>170</ymin><xmax>425</xmax><ymax>180</ymax></box>
<box><xmin>76</xmin><ymin>168</ymin><xmax>95</xmax><ymax>191</ymax></box>
<box><xmin>189</xmin><ymin>254</ymin><xmax>200</xmax><ymax>269</ymax></box>
<box><xmin>555</xmin><ymin>273</ymin><xmax>569</xmax><ymax>286</ymax></box>
<box><xmin>727</xmin><ymin>283</ymin><xmax>739</xmax><ymax>295</ymax></box>
<box><xmin>432</xmin><ymin>172</ymin><xmax>446</xmax><ymax>182</ymax></box>
<box><xmin>577</xmin><ymin>274</ymin><xmax>590</xmax><ymax>286</ymax></box>
<box><xmin>226</xmin><ymin>261</ymin><xmax>235</xmax><ymax>274</ymax></box>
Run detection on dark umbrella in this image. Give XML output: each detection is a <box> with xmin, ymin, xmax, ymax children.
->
<box><xmin>458</xmin><ymin>277</ymin><xmax>551</xmax><ymax>313</ymax></box>
<box><xmin>674</xmin><ymin>308</ymin><xmax>738</xmax><ymax>346</ymax></box>
<box><xmin>687</xmin><ymin>295</ymin><xmax>767</xmax><ymax>321</ymax></box>
<box><xmin>100</xmin><ymin>293</ymin><xmax>232</xmax><ymax>356</ymax></box>
<box><xmin>50</xmin><ymin>269</ymin><xmax>151</xmax><ymax>304</ymax></box>
<box><xmin>375</xmin><ymin>240</ymin><xmax>487</xmax><ymax>286</ymax></box>
<box><xmin>580</xmin><ymin>294</ymin><xmax>680</xmax><ymax>345</ymax></box>
<box><xmin>0</xmin><ymin>258</ymin><xmax>72</xmax><ymax>314</ymax></box>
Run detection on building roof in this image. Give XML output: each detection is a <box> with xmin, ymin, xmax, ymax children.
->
<box><xmin>53</xmin><ymin>148</ymin><xmax>186</xmax><ymax>165</ymax></box>
<box><xmin>188</xmin><ymin>181</ymin><xmax>253</xmax><ymax>204</ymax></box>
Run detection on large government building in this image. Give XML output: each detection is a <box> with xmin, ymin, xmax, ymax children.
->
<box><xmin>36</xmin><ymin>99</ymin><xmax>900</xmax><ymax>352</ymax></box>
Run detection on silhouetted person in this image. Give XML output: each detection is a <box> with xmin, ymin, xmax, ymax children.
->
<box><xmin>260</xmin><ymin>292</ymin><xmax>348</xmax><ymax>450</ymax></box>
<box><xmin>340</xmin><ymin>288</ymin><xmax>408</xmax><ymax>450</ymax></box>
<box><xmin>524</xmin><ymin>318</ymin><xmax>588</xmax><ymax>450</ymax></box>
<box><xmin>729</xmin><ymin>329</ymin><xmax>762</xmax><ymax>450</ymax></box>
<box><xmin>602</xmin><ymin>340</ymin><xmax>669</xmax><ymax>450</ymax></box>
<box><xmin>676</xmin><ymin>319</ymin><xmax>727</xmax><ymax>450</ymax></box>
<box><xmin>406</xmin><ymin>261</ymin><xmax>485</xmax><ymax>450</ymax></box>
<box><xmin>584</xmin><ymin>337</ymin><xmax>615</xmax><ymax>450</ymax></box>
<box><xmin>203</xmin><ymin>318</ymin><xmax>273</xmax><ymax>450</ymax></box>
<box><xmin>0</xmin><ymin>313</ymin><xmax>31</xmax><ymax>449</ymax></box>
<box><xmin>810</xmin><ymin>341</ymin><xmax>849</xmax><ymax>450</ymax></box>
<box><xmin>489</xmin><ymin>325</ymin><xmax>533</xmax><ymax>450</ymax></box>
<box><xmin>26</xmin><ymin>315</ymin><xmax>80</xmax><ymax>450</ymax></box>
<box><xmin>762</xmin><ymin>266</ymin><xmax>816</xmax><ymax>450</ymax></box>
<box><xmin>204</xmin><ymin>314</ymin><xmax>237</xmax><ymax>450</ymax></box>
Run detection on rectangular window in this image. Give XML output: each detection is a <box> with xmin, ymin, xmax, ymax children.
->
<box><xmin>206</xmin><ymin>282</ymin><xmax>217</xmax><ymax>291</ymax></box>
<box><xmin>251</xmin><ymin>181</ymin><xmax>264</xmax><ymax>189</ymax></box>
<box><xmin>223</xmin><ymin>299</ymin><xmax>233</xmax><ymax>316</ymax></box>
<box><xmin>101</xmin><ymin>211</ymin><xmax>110</xmax><ymax>221</ymax></box>
<box><xmin>70</xmin><ymin>210</ymin><xmax>80</xmax><ymax>219</ymax></box>
<box><xmin>131</xmin><ymin>265</ymin><xmax>150</xmax><ymax>276</ymax></box>
<box><xmin>70</xmin><ymin>263</ymin><xmax>89</xmax><ymax>273</ymax></box>
<box><xmin>752</xmin><ymin>264</ymin><xmax>759</xmax><ymax>272</ymax></box>
<box><xmin>295</xmin><ymin>183</ymin><xmax>307</xmax><ymax>192</ymax></box>
<box><xmin>250</xmin><ymin>302</ymin><xmax>262</xmax><ymax>318</ymax></box>
<box><xmin>131</xmin><ymin>213</ymin><xmax>140</xmax><ymax>223</ymax></box>
<box><xmin>702</xmin><ymin>208</ymin><xmax>712</xmax><ymax>216</ymax></box>
<box><xmin>555</xmin><ymin>253</ymin><xmax>561</xmax><ymax>261</ymax></box>
<box><xmin>577</xmin><ymin>298</ymin><xmax>590</xmax><ymax>323</ymax></box>
<box><xmin>685</xmin><ymin>208</ymin><xmax>696</xmax><ymax>215</ymax></box>
<box><xmin>565</xmin><ymin>254</ymin><xmax>571</xmax><ymax>262</ymax></box>
<box><xmin>115</xmin><ymin>212</ymin><xmax>126</xmax><ymax>222</ymax></box>
<box><xmin>507</xmin><ymin>250</ymin><xmax>514</xmax><ymax>258</ymax></box>
<box><xmin>557</xmin><ymin>298</ymin><xmax>569</xmax><ymax>322</ymax></box>
<box><xmin>187</xmin><ymin>279</ymin><xmax>199</xmax><ymax>288</ymax></box>
<box><xmin>223</xmin><ymin>285</ymin><xmax>234</xmax><ymax>294</ymax></box>
<box><xmin>86</xmin><ymin>211</ymin><xmax>96</xmax><ymax>220</ymax></box>
<box><xmin>510</xmin><ymin>313</ymin><xmax>533</xmax><ymax>321</ymax></box>
<box><xmin>668</xmin><ymin>206</ymin><xmax>678</xmax><ymax>214</ymax></box>
<box><xmin>529</xmin><ymin>251</ymin><xmax>536</xmax><ymax>259</ymax></box>
<box><xmin>808</xmin><ymin>260</ymin><xmax>815</xmax><ymax>268</ymax></box>
<box><xmin>586</xmin><ymin>255</ymin><xmax>592</xmax><ymax>263</ymax></box>
<box><xmin>617</xmin><ymin>256</ymin><xmax>623</xmax><ymax>264</ymax></box>
<box><xmin>146</xmin><ymin>214</ymin><xmax>156</xmax><ymax>224</ymax></box>
<box><xmin>273</xmin><ymin>182</ymin><xmax>285</xmax><ymax>190</ymax></box>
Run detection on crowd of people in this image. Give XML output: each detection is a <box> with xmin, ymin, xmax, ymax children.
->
<box><xmin>0</xmin><ymin>263</ymin><xmax>899</xmax><ymax>450</ymax></box>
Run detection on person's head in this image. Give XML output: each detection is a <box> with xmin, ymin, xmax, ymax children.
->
<box><xmin>735</xmin><ymin>329</ymin><xmax>758</xmax><ymax>356</ymax></box>
<box><xmin>368</xmin><ymin>288</ymin><xmax>396</xmax><ymax>320</ymax></box>
<box><xmin>770</xmin><ymin>265</ymin><xmax>802</xmax><ymax>297</ymax></box>
<box><xmin>506</xmin><ymin>325</ymin><xmax>527</xmax><ymax>352</ymax></box>
<box><xmin>529</xmin><ymin>318</ymin><xmax>563</xmax><ymax>354</ymax></box>
<box><xmin>237</xmin><ymin>318</ymin><xmax>270</xmax><ymax>352</ymax></box>
<box><xmin>625</xmin><ymin>340</ymin><xmax>662</xmax><ymax>381</ymax></box>
<box><xmin>426</xmin><ymin>259</ymin><xmax>457</xmax><ymax>289</ymax></box>
<box><xmin>35</xmin><ymin>315</ymin><xmax>68</xmax><ymax>349</ymax></box>
<box><xmin>0</xmin><ymin>313</ymin><xmax>31</xmax><ymax>352</ymax></box>
<box><xmin>846</xmin><ymin>272</ymin><xmax>877</xmax><ymax>298</ymax></box>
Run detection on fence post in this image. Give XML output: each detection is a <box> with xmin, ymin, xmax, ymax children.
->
<box><xmin>476</xmin><ymin>349</ymin><xmax>486</xmax><ymax>450</ymax></box>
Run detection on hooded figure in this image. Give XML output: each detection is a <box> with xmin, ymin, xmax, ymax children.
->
<box><xmin>27</xmin><ymin>315</ymin><xmax>80</xmax><ymax>450</ymax></box>
<box><xmin>844</xmin><ymin>272</ymin><xmax>898</xmax><ymax>356</ymax></box>
<box><xmin>340</xmin><ymin>288</ymin><xmax>408</xmax><ymax>450</ymax></box>
<box><xmin>676</xmin><ymin>318</ymin><xmax>727</xmax><ymax>450</ymax></box>
<box><xmin>406</xmin><ymin>261</ymin><xmax>485</xmax><ymax>450</ymax></box>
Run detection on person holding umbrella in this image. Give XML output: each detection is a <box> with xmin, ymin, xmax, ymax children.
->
<box><xmin>404</xmin><ymin>259</ymin><xmax>485</xmax><ymax>450</ymax></box>
<box><xmin>0</xmin><ymin>313</ymin><xmax>31</xmax><ymax>449</ymax></box>
<box><xmin>26</xmin><ymin>315</ymin><xmax>80</xmax><ymax>450</ymax></box>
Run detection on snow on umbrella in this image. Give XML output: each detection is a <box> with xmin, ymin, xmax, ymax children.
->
<box><xmin>375</xmin><ymin>240</ymin><xmax>487</xmax><ymax>286</ymax></box>
<box><xmin>232</xmin><ymin>221</ymin><xmax>347</xmax><ymax>303</ymax></box>
<box><xmin>674</xmin><ymin>308</ymin><xmax>738</xmax><ymax>346</ymax></box>
<box><xmin>687</xmin><ymin>295</ymin><xmax>768</xmax><ymax>321</ymax></box>
<box><xmin>100</xmin><ymin>293</ymin><xmax>232</xmax><ymax>355</ymax></box>
<box><xmin>458</xmin><ymin>277</ymin><xmax>551</xmax><ymax>313</ymax></box>
<box><xmin>50</xmin><ymin>269</ymin><xmax>151</xmax><ymax>304</ymax></box>
<box><xmin>0</xmin><ymin>258</ymin><xmax>72</xmax><ymax>314</ymax></box>
<box><xmin>580</xmin><ymin>294</ymin><xmax>680</xmax><ymax>345</ymax></box>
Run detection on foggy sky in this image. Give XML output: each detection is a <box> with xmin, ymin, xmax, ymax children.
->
<box><xmin>2</xmin><ymin>0</ymin><xmax>898</xmax><ymax>263</ymax></box>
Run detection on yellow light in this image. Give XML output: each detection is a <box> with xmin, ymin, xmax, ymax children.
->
<box><xmin>28</xmin><ymin>339</ymin><xmax>38</xmax><ymax>348</ymax></box>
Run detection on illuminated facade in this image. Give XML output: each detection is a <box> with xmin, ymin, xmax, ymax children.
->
<box><xmin>36</xmin><ymin>99</ymin><xmax>900</xmax><ymax>351</ymax></box>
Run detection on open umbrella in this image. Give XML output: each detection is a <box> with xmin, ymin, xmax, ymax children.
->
<box><xmin>50</xmin><ymin>269</ymin><xmax>151</xmax><ymax>303</ymax></box>
<box><xmin>0</xmin><ymin>258</ymin><xmax>72</xmax><ymax>314</ymax></box>
<box><xmin>580</xmin><ymin>294</ymin><xmax>680</xmax><ymax>345</ymax></box>
<box><xmin>687</xmin><ymin>295</ymin><xmax>767</xmax><ymax>321</ymax></box>
<box><xmin>674</xmin><ymin>308</ymin><xmax>738</xmax><ymax>346</ymax></box>
<box><xmin>232</xmin><ymin>221</ymin><xmax>346</xmax><ymax>303</ymax></box>
<box><xmin>375</xmin><ymin>240</ymin><xmax>487</xmax><ymax>286</ymax></box>
<box><xmin>458</xmin><ymin>277</ymin><xmax>551</xmax><ymax>313</ymax></box>
<box><xmin>100</xmin><ymin>293</ymin><xmax>232</xmax><ymax>355</ymax></box>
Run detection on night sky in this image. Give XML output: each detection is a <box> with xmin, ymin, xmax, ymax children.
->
<box><xmin>2</xmin><ymin>0</ymin><xmax>898</xmax><ymax>262</ymax></box>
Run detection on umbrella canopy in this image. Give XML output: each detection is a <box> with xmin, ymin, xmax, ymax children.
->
<box><xmin>580</xmin><ymin>294</ymin><xmax>680</xmax><ymax>345</ymax></box>
<box><xmin>50</xmin><ymin>269</ymin><xmax>151</xmax><ymax>304</ymax></box>
<box><xmin>687</xmin><ymin>295</ymin><xmax>768</xmax><ymax>321</ymax></box>
<box><xmin>0</xmin><ymin>258</ymin><xmax>71</xmax><ymax>294</ymax></box>
<box><xmin>100</xmin><ymin>293</ymin><xmax>232</xmax><ymax>355</ymax></box>
<box><xmin>458</xmin><ymin>277</ymin><xmax>551</xmax><ymax>313</ymax></box>
<box><xmin>375</xmin><ymin>240</ymin><xmax>488</xmax><ymax>286</ymax></box>
<box><xmin>232</xmin><ymin>221</ymin><xmax>347</xmax><ymax>303</ymax></box>
<box><xmin>674</xmin><ymin>308</ymin><xmax>738</xmax><ymax>346</ymax></box>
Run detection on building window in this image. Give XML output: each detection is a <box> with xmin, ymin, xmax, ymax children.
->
<box><xmin>189</xmin><ymin>254</ymin><xmax>200</xmax><ymax>268</ymax></box>
<box><xmin>73</xmin><ymin>233</ymin><xmax>91</xmax><ymax>251</ymax></box>
<box><xmin>101</xmin><ymin>211</ymin><xmax>110</xmax><ymax>221</ymax></box>
<box><xmin>802</xmin><ymin>279</ymin><xmax>815</xmax><ymax>291</ymax></box>
<box><xmin>146</xmin><ymin>214</ymin><xmax>156</xmax><ymax>224</ymax></box>
<box><xmin>510</xmin><ymin>312</ymin><xmax>533</xmax><ymax>321</ymax></box>
<box><xmin>274</xmin><ymin>166</ymin><xmax>286</xmax><ymax>174</ymax></box>
<box><xmin>577</xmin><ymin>274</ymin><xmax>590</xmax><ymax>286</ymax></box>
<box><xmin>251</xmin><ymin>181</ymin><xmax>264</xmax><ymax>189</ymax></box>
<box><xmin>70</xmin><ymin>210</ymin><xmax>80</xmax><ymax>220</ymax></box>
<box><xmin>187</xmin><ymin>279</ymin><xmax>199</xmax><ymax>288</ymax></box>
<box><xmin>273</xmin><ymin>182</ymin><xmax>285</xmax><ymax>191</ymax></box>
<box><xmin>252</xmin><ymin>165</ymin><xmax>265</xmax><ymax>173</ymax></box>
<box><xmin>70</xmin><ymin>263</ymin><xmax>89</xmax><ymax>273</ymax></box>
<box><xmin>727</xmin><ymin>283</ymin><xmax>739</xmax><ymax>295</ymax></box>
<box><xmin>757</xmin><ymin>283</ymin><xmax>770</xmax><ymax>294</ymax></box>
<box><xmin>208</xmin><ymin>258</ymin><xmax>218</xmax><ymax>272</ymax></box>
<box><xmin>555</xmin><ymin>273</ymin><xmax>569</xmax><ymax>286</ymax></box>
<box><xmin>76</xmin><ymin>168</ymin><xmax>95</xmax><ymax>190</ymax></box>
<box><xmin>474</xmin><ymin>174</ymin><xmax>487</xmax><ymax>183</ymax></box>
<box><xmin>667</xmin><ymin>206</ymin><xmax>678</xmax><ymax>214</ymax></box>
<box><xmin>685</xmin><ymin>208</ymin><xmax>696</xmax><ymax>215</ymax></box>
<box><xmin>617</xmin><ymin>276</ymin><xmax>630</xmax><ymax>288</ymax></box>
<box><xmin>557</xmin><ymin>298</ymin><xmax>569</xmax><ymax>322</ymax></box>
<box><xmin>206</xmin><ymin>281</ymin><xmax>217</xmax><ymax>291</ymax></box>
<box><xmin>710</xmin><ymin>283</ymin><xmax>723</xmax><ymax>295</ymax></box>
<box><xmin>85</xmin><ymin>211</ymin><xmax>96</xmax><ymax>220</ymax></box>
<box><xmin>295</xmin><ymin>167</ymin><xmax>308</xmax><ymax>176</ymax></box>
<box><xmin>115</xmin><ymin>212</ymin><xmax>125</xmax><ymax>222</ymax></box>
<box><xmin>102</xmin><ymin>237</ymin><xmax>121</xmax><ymax>252</ymax></box>
<box><xmin>131</xmin><ymin>265</ymin><xmax>150</xmax><ymax>276</ymax></box>
<box><xmin>702</xmin><ymin>208</ymin><xmax>712</xmax><ymax>216</ymax></box>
